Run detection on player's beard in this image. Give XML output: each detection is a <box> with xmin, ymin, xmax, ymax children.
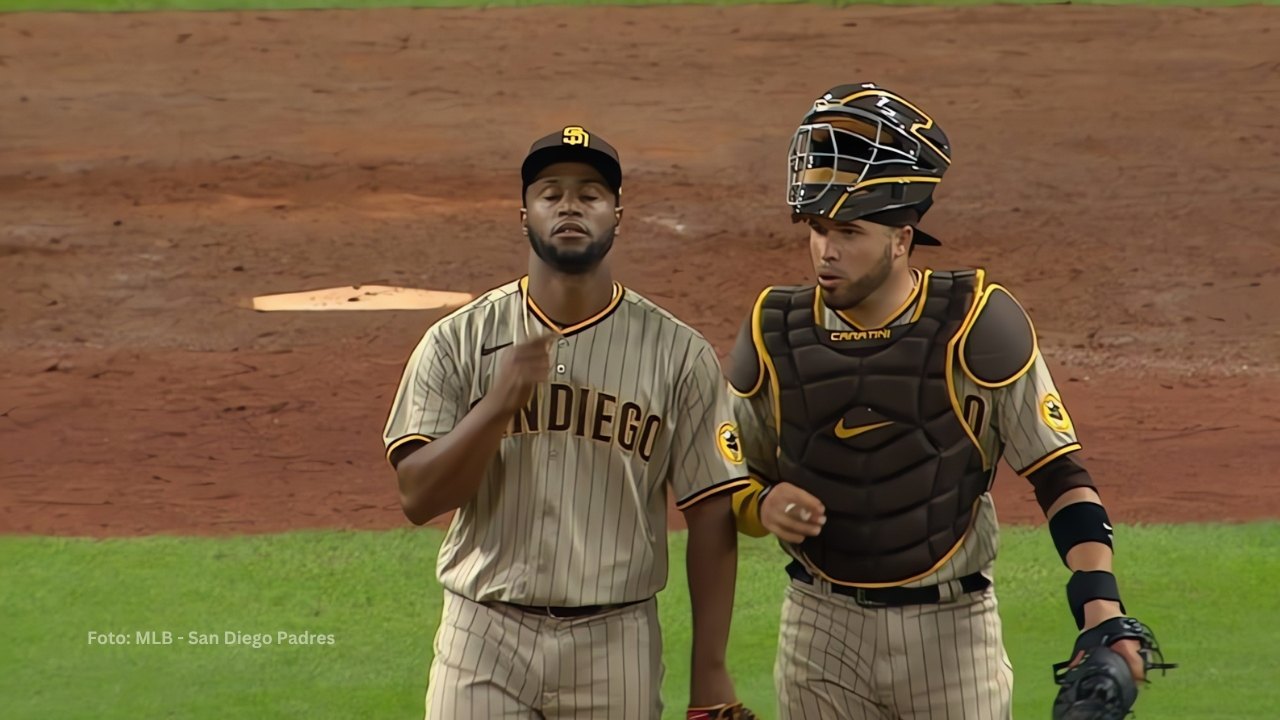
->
<box><xmin>527</xmin><ymin>225</ymin><xmax>615</xmax><ymax>275</ymax></box>
<box><xmin>822</xmin><ymin>241</ymin><xmax>893</xmax><ymax>310</ymax></box>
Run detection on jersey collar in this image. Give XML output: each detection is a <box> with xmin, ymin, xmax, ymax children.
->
<box><xmin>519</xmin><ymin>276</ymin><xmax>626</xmax><ymax>337</ymax></box>
<box><xmin>818</xmin><ymin>268</ymin><xmax>930</xmax><ymax>331</ymax></box>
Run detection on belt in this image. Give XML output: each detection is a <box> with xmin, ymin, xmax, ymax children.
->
<box><xmin>786</xmin><ymin>560</ymin><xmax>990</xmax><ymax>608</ymax></box>
<box><xmin>496</xmin><ymin>598</ymin><xmax>647</xmax><ymax>619</ymax></box>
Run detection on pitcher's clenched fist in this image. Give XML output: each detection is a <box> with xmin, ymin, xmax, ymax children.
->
<box><xmin>489</xmin><ymin>329</ymin><xmax>557</xmax><ymax>414</ymax></box>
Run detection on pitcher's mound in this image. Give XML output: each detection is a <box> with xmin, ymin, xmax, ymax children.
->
<box><xmin>252</xmin><ymin>285</ymin><xmax>473</xmax><ymax>312</ymax></box>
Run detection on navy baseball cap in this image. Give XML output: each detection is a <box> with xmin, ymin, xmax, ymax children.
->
<box><xmin>521</xmin><ymin>126</ymin><xmax>623</xmax><ymax>204</ymax></box>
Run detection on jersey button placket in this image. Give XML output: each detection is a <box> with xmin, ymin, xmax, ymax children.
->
<box><xmin>546</xmin><ymin>335</ymin><xmax>563</xmax><ymax>464</ymax></box>
<box><xmin>548</xmin><ymin>342</ymin><xmax>565</xmax><ymax>467</ymax></box>
<box><xmin>555</xmin><ymin>337</ymin><xmax>568</xmax><ymax>375</ymax></box>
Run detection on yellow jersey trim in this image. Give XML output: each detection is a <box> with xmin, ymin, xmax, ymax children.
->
<box><xmin>675</xmin><ymin>477</ymin><xmax>754</xmax><ymax>511</ymax></box>
<box><xmin>821</xmin><ymin>268</ymin><xmax>926</xmax><ymax>331</ymax></box>
<box><xmin>519</xmin><ymin>276</ymin><xmax>625</xmax><ymax>336</ymax></box>
<box><xmin>385</xmin><ymin>434</ymin><xmax>432</xmax><ymax>465</ymax></box>
<box><xmin>1018</xmin><ymin>443</ymin><xmax>1083</xmax><ymax>477</ymax></box>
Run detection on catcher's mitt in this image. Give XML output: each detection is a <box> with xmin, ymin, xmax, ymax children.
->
<box><xmin>686</xmin><ymin>702</ymin><xmax>759</xmax><ymax>720</ymax></box>
<box><xmin>1051</xmin><ymin>617</ymin><xmax>1176</xmax><ymax>720</ymax></box>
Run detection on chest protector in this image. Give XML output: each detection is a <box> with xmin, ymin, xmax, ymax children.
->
<box><xmin>758</xmin><ymin>270</ymin><xmax>991</xmax><ymax>587</ymax></box>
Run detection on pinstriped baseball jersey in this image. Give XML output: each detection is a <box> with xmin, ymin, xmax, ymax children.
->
<box><xmin>731</xmin><ymin>268</ymin><xmax>1081</xmax><ymax>588</ymax></box>
<box><xmin>383</xmin><ymin>276</ymin><xmax>751</xmax><ymax>607</ymax></box>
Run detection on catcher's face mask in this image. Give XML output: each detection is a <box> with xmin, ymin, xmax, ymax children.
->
<box><xmin>787</xmin><ymin>110</ymin><xmax>926</xmax><ymax>216</ymax></box>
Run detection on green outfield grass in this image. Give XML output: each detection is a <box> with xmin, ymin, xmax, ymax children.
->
<box><xmin>0</xmin><ymin>0</ymin><xmax>1272</xmax><ymax>14</ymax></box>
<box><xmin>3</xmin><ymin>522</ymin><xmax>1277</xmax><ymax>718</ymax></box>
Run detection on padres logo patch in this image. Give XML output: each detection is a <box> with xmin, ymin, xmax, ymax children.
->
<box><xmin>1041</xmin><ymin>393</ymin><xmax>1073</xmax><ymax>433</ymax></box>
<box><xmin>717</xmin><ymin>422</ymin><xmax>744</xmax><ymax>464</ymax></box>
<box><xmin>562</xmin><ymin>126</ymin><xmax>590</xmax><ymax>147</ymax></box>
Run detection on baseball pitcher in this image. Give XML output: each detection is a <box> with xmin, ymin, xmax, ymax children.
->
<box><xmin>383</xmin><ymin>127</ymin><xmax>759</xmax><ymax>719</ymax></box>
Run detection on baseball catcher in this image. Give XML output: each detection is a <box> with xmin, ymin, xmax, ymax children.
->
<box><xmin>725</xmin><ymin>81</ymin><xmax>1177</xmax><ymax>720</ymax></box>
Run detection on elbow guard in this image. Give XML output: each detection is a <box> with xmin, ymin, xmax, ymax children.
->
<box><xmin>1048</xmin><ymin>501</ymin><xmax>1114</xmax><ymax>567</ymax></box>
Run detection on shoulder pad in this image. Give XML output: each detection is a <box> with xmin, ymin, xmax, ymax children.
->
<box><xmin>727</xmin><ymin>288</ymin><xmax>772</xmax><ymax>396</ymax></box>
<box><xmin>727</xmin><ymin>315</ymin><xmax>763</xmax><ymax>396</ymax></box>
<box><xmin>959</xmin><ymin>284</ymin><xmax>1038</xmax><ymax>388</ymax></box>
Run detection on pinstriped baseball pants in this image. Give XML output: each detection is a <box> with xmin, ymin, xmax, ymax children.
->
<box><xmin>775</xmin><ymin>578</ymin><xmax>1013</xmax><ymax>719</ymax></box>
<box><xmin>424</xmin><ymin>590</ymin><xmax>663</xmax><ymax>719</ymax></box>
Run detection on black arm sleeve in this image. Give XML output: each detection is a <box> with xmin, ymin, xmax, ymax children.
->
<box><xmin>1028</xmin><ymin>453</ymin><xmax>1097</xmax><ymax>513</ymax></box>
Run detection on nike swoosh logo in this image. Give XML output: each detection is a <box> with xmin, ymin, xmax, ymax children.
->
<box><xmin>834</xmin><ymin>419</ymin><xmax>894</xmax><ymax>440</ymax></box>
<box><xmin>480</xmin><ymin>341</ymin><xmax>512</xmax><ymax>356</ymax></box>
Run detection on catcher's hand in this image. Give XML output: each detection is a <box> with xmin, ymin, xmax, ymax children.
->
<box><xmin>686</xmin><ymin>702</ymin><xmax>760</xmax><ymax>720</ymax></box>
<box><xmin>1051</xmin><ymin>617</ymin><xmax>1176</xmax><ymax>720</ymax></box>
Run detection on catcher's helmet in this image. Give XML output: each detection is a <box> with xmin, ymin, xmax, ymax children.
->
<box><xmin>787</xmin><ymin>83</ymin><xmax>951</xmax><ymax>245</ymax></box>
